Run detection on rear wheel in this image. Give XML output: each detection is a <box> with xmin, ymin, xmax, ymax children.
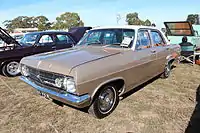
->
<box><xmin>161</xmin><ymin>63</ymin><xmax>171</xmax><ymax>79</ymax></box>
<box><xmin>88</xmin><ymin>84</ymin><xmax>119</xmax><ymax>119</ymax></box>
<box><xmin>2</xmin><ymin>61</ymin><xmax>20</xmax><ymax>77</ymax></box>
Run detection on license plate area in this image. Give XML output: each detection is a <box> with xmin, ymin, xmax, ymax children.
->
<box><xmin>37</xmin><ymin>91</ymin><xmax>50</xmax><ymax>100</ymax></box>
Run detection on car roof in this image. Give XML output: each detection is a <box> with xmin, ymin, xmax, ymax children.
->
<box><xmin>26</xmin><ymin>30</ymin><xmax>70</xmax><ymax>35</ymax></box>
<box><xmin>91</xmin><ymin>25</ymin><xmax>159</xmax><ymax>31</ymax></box>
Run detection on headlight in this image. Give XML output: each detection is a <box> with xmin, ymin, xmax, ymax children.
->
<box><xmin>21</xmin><ymin>65</ymin><xmax>29</xmax><ymax>77</ymax></box>
<box><xmin>55</xmin><ymin>78</ymin><xmax>63</xmax><ymax>88</ymax></box>
<box><xmin>63</xmin><ymin>77</ymin><xmax>76</xmax><ymax>93</ymax></box>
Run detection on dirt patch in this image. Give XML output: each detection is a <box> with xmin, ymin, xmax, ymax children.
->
<box><xmin>0</xmin><ymin>64</ymin><xmax>200</xmax><ymax>133</ymax></box>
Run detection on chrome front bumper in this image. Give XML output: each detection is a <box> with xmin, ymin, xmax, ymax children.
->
<box><xmin>20</xmin><ymin>76</ymin><xmax>91</xmax><ymax>108</ymax></box>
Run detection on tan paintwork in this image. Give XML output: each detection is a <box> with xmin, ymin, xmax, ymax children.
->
<box><xmin>21</xmin><ymin>44</ymin><xmax>180</xmax><ymax>98</ymax></box>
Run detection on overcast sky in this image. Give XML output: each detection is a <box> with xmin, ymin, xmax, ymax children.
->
<box><xmin>0</xmin><ymin>0</ymin><xmax>199</xmax><ymax>28</ymax></box>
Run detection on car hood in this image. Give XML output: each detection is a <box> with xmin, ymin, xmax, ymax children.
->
<box><xmin>21</xmin><ymin>46</ymin><xmax>121</xmax><ymax>75</ymax></box>
<box><xmin>0</xmin><ymin>27</ymin><xmax>21</xmax><ymax>46</ymax></box>
<box><xmin>164</xmin><ymin>21</ymin><xmax>194</xmax><ymax>36</ymax></box>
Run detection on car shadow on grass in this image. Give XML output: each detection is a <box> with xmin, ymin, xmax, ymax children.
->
<box><xmin>121</xmin><ymin>64</ymin><xmax>177</xmax><ymax>100</ymax></box>
<box><xmin>185</xmin><ymin>84</ymin><xmax>200</xmax><ymax>133</ymax></box>
<box><xmin>52</xmin><ymin>75</ymin><xmax>161</xmax><ymax>115</ymax></box>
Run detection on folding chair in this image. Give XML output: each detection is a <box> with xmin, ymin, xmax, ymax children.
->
<box><xmin>194</xmin><ymin>50</ymin><xmax>200</xmax><ymax>64</ymax></box>
<box><xmin>179</xmin><ymin>45</ymin><xmax>196</xmax><ymax>64</ymax></box>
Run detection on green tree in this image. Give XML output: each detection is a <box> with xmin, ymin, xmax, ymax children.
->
<box><xmin>126</xmin><ymin>13</ymin><xmax>141</xmax><ymax>25</ymax></box>
<box><xmin>53</xmin><ymin>12</ymin><xmax>84</xmax><ymax>30</ymax></box>
<box><xmin>144</xmin><ymin>19</ymin><xmax>151</xmax><ymax>26</ymax></box>
<box><xmin>187</xmin><ymin>14</ymin><xmax>200</xmax><ymax>24</ymax></box>
<box><xmin>34</xmin><ymin>16</ymin><xmax>52</xmax><ymax>31</ymax></box>
<box><xmin>3</xmin><ymin>20</ymin><xmax>13</xmax><ymax>32</ymax></box>
<box><xmin>3</xmin><ymin>16</ymin><xmax>52</xmax><ymax>32</ymax></box>
<box><xmin>126</xmin><ymin>12</ymin><xmax>152</xmax><ymax>26</ymax></box>
<box><xmin>3</xmin><ymin>16</ymin><xmax>31</xmax><ymax>32</ymax></box>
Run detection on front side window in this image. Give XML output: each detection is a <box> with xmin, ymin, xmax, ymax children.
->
<box><xmin>39</xmin><ymin>35</ymin><xmax>53</xmax><ymax>44</ymax></box>
<box><xmin>20</xmin><ymin>34</ymin><xmax>39</xmax><ymax>46</ymax></box>
<box><xmin>77</xmin><ymin>29</ymin><xmax>135</xmax><ymax>48</ymax></box>
<box><xmin>150</xmin><ymin>31</ymin><xmax>165</xmax><ymax>46</ymax></box>
<box><xmin>56</xmin><ymin>34</ymin><xmax>73</xmax><ymax>44</ymax></box>
<box><xmin>135</xmin><ymin>30</ymin><xmax>151</xmax><ymax>50</ymax></box>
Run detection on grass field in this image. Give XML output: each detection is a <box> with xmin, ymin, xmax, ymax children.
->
<box><xmin>0</xmin><ymin>63</ymin><xmax>200</xmax><ymax>133</ymax></box>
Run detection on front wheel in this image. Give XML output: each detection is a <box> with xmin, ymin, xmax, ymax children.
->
<box><xmin>2</xmin><ymin>61</ymin><xmax>20</xmax><ymax>77</ymax></box>
<box><xmin>88</xmin><ymin>85</ymin><xmax>119</xmax><ymax>119</ymax></box>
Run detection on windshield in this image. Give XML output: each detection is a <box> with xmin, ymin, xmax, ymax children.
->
<box><xmin>20</xmin><ymin>34</ymin><xmax>39</xmax><ymax>46</ymax></box>
<box><xmin>14</xmin><ymin>35</ymin><xmax>24</xmax><ymax>41</ymax></box>
<box><xmin>77</xmin><ymin>29</ymin><xmax>135</xmax><ymax>48</ymax></box>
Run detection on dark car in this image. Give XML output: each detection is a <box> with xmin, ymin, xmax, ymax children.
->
<box><xmin>0</xmin><ymin>27</ymin><xmax>92</xmax><ymax>77</ymax></box>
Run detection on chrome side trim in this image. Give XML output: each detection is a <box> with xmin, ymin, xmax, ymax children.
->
<box><xmin>20</xmin><ymin>76</ymin><xmax>90</xmax><ymax>108</ymax></box>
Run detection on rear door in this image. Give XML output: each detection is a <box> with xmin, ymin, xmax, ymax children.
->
<box><xmin>149</xmin><ymin>29</ymin><xmax>170</xmax><ymax>74</ymax></box>
<box><xmin>130</xmin><ymin>29</ymin><xmax>157</xmax><ymax>85</ymax></box>
<box><xmin>55</xmin><ymin>34</ymin><xmax>75</xmax><ymax>50</ymax></box>
<box><xmin>33</xmin><ymin>34</ymin><xmax>56</xmax><ymax>54</ymax></box>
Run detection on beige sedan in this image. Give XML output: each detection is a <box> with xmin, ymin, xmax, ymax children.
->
<box><xmin>20</xmin><ymin>26</ymin><xmax>180</xmax><ymax>118</ymax></box>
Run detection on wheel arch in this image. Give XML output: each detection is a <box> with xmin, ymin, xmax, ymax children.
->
<box><xmin>91</xmin><ymin>77</ymin><xmax>125</xmax><ymax>100</ymax></box>
<box><xmin>0</xmin><ymin>59</ymin><xmax>21</xmax><ymax>70</ymax></box>
<box><xmin>1</xmin><ymin>59</ymin><xmax>20</xmax><ymax>66</ymax></box>
<box><xmin>166</xmin><ymin>55</ymin><xmax>175</xmax><ymax>66</ymax></box>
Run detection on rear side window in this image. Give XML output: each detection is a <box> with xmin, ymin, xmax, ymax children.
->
<box><xmin>56</xmin><ymin>34</ymin><xmax>73</xmax><ymax>43</ymax></box>
<box><xmin>150</xmin><ymin>31</ymin><xmax>165</xmax><ymax>46</ymax></box>
<box><xmin>136</xmin><ymin>30</ymin><xmax>151</xmax><ymax>50</ymax></box>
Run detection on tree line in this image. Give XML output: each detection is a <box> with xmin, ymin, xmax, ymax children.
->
<box><xmin>3</xmin><ymin>12</ymin><xmax>84</xmax><ymax>32</ymax></box>
<box><xmin>3</xmin><ymin>12</ymin><xmax>200</xmax><ymax>32</ymax></box>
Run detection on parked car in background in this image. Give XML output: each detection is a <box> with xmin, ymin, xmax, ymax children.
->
<box><xmin>10</xmin><ymin>33</ymin><xmax>25</xmax><ymax>42</ymax></box>
<box><xmin>164</xmin><ymin>21</ymin><xmax>200</xmax><ymax>49</ymax></box>
<box><xmin>0</xmin><ymin>39</ymin><xmax>3</xmax><ymax>47</ymax></box>
<box><xmin>0</xmin><ymin>26</ymin><xmax>92</xmax><ymax>76</ymax></box>
<box><xmin>0</xmin><ymin>33</ymin><xmax>25</xmax><ymax>47</ymax></box>
<box><xmin>20</xmin><ymin>26</ymin><xmax>180</xmax><ymax>118</ymax></box>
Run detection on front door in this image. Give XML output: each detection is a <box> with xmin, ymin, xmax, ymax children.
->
<box><xmin>55</xmin><ymin>34</ymin><xmax>75</xmax><ymax>50</ymax></box>
<box><xmin>33</xmin><ymin>34</ymin><xmax>56</xmax><ymax>54</ymax></box>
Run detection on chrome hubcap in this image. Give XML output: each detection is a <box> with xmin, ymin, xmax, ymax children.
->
<box><xmin>98</xmin><ymin>87</ymin><xmax>115</xmax><ymax>114</ymax></box>
<box><xmin>165</xmin><ymin>65</ymin><xmax>170</xmax><ymax>77</ymax></box>
<box><xmin>6</xmin><ymin>62</ymin><xmax>19</xmax><ymax>76</ymax></box>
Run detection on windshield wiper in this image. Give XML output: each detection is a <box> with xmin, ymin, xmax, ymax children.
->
<box><xmin>86</xmin><ymin>40</ymin><xmax>103</xmax><ymax>46</ymax></box>
<box><xmin>103</xmin><ymin>43</ymin><xmax>122</xmax><ymax>47</ymax></box>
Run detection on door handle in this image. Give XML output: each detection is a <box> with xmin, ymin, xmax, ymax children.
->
<box><xmin>52</xmin><ymin>46</ymin><xmax>56</xmax><ymax>49</ymax></box>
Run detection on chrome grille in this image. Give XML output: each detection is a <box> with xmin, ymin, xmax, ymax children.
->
<box><xmin>27</xmin><ymin>67</ymin><xmax>64</xmax><ymax>89</ymax></box>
